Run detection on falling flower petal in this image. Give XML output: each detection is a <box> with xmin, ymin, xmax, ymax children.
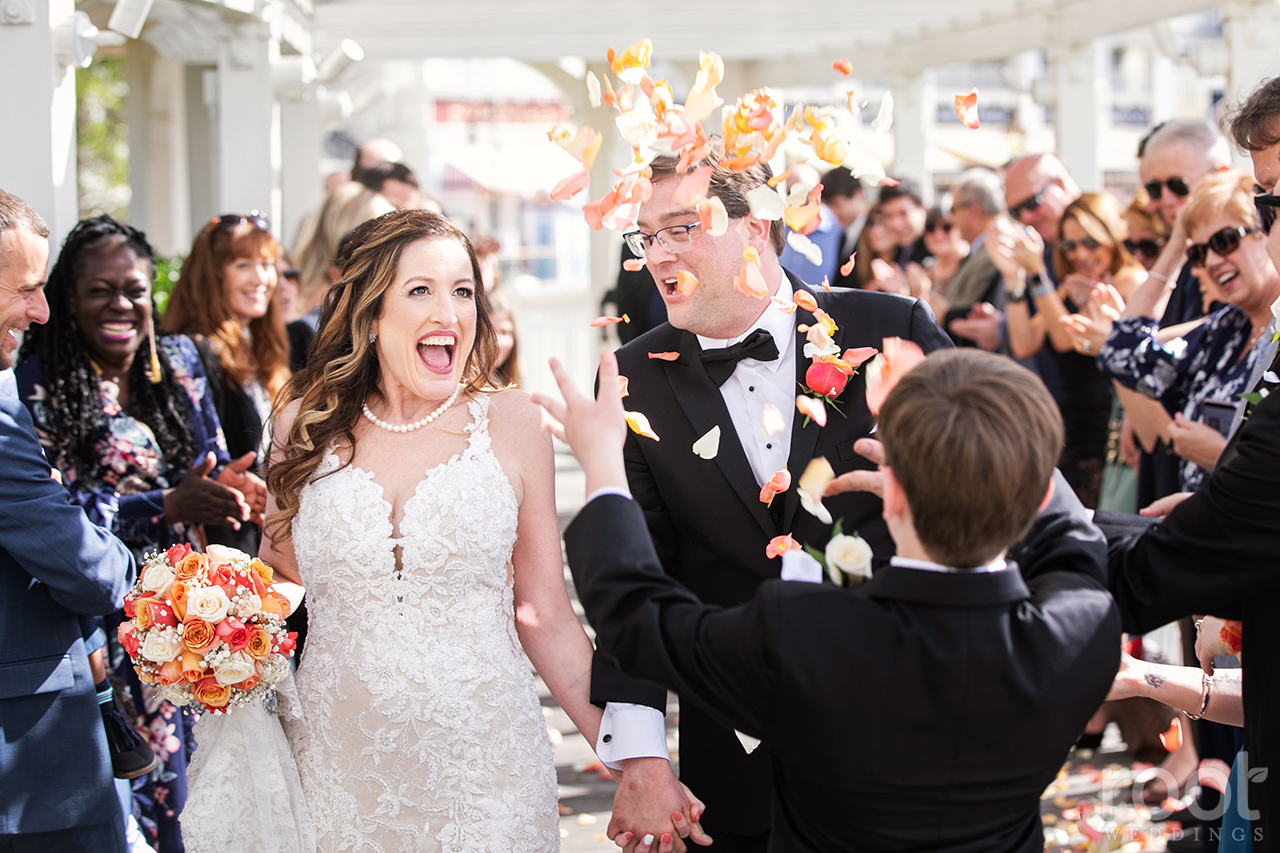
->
<box><xmin>872</xmin><ymin>91</ymin><xmax>894</xmax><ymax>135</ymax></box>
<box><xmin>796</xmin><ymin>395</ymin><xmax>827</xmax><ymax>427</ymax></box>
<box><xmin>1159</xmin><ymin>716</ymin><xmax>1182</xmax><ymax>753</ymax></box>
<box><xmin>623</xmin><ymin>258</ymin><xmax>646</xmax><ymax>272</ymax></box>
<box><xmin>608</xmin><ymin>39</ymin><xmax>652</xmax><ymax>78</ymax></box>
<box><xmin>798</xmin><ymin>457</ymin><xmax>835</xmax><ymax>523</ymax></box>
<box><xmin>586</xmin><ymin>71</ymin><xmax>602</xmax><ymax>108</ymax></box>
<box><xmin>761</xmin><ymin>403</ymin><xmax>786</xmax><ymax>438</ymax></box>
<box><xmin>591</xmin><ymin>314</ymin><xmax>630</xmax><ymax>327</ymax></box>
<box><xmin>549</xmin><ymin>125</ymin><xmax>604</xmax><ymax>171</ymax></box>
<box><xmin>759</xmin><ymin>468</ymin><xmax>792</xmax><ymax>505</ymax></box>
<box><xmin>832</xmin><ymin>58</ymin><xmax>853</xmax><ymax>76</ymax></box>
<box><xmin>767</xmin><ymin>169</ymin><xmax>791</xmax><ymax>188</ymax></box>
<box><xmin>784</xmin><ymin>204</ymin><xmax>822</xmax><ymax>236</ymax></box>
<box><xmin>692</xmin><ymin>425</ymin><xmax>721</xmax><ymax>459</ymax></box>
<box><xmin>766</xmin><ymin>533</ymin><xmax>801</xmax><ymax>560</ymax></box>
<box><xmin>840</xmin><ymin>252</ymin><xmax>857</xmax><ymax>277</ymax></box>
<box><xmin>624</xmin><ymin>410</ymin><xmax>660</xmax><ymax>441</ymax></box>
<box><xmin>771</xmin><ymin>295</ymin><xmax>798</xmax><ymax>314</ymax></box>
<box><xmin>676</xmin><ymin>270</ymin><xmax>698</xmax><ymax>295</ymax></box>
<box><xmin>698</xmin><ymin>196</ymin><xmax>729</xmax><ymax>237</ymax></box>
<box><xmin>842</xmin><ymin>148</ymin><xmax>887</xmax><ymax>186</ymax></box>
<box><xmin>803</xmin><ymin>322</ymin><xmax>840</xmax><ymax>360</ymax></box>
<box><xmin>821</xmin><ymin>275</ymin><xmax>832</xmax><ymax>292</ymax></box>
<box><xmin>745</xmin><ymin>185</ymin><xmax>786</xmax><ymax>221</ymax></box>
<box><xmin>864</xmin><ymin>337</ymin><xmax>927</xmax><ymax>415</ymax></box>
<box><xmin>551</xmin><ymin>168</ymin><xmax>591</xmax><ymax>201</ymax></box>
<box><xmin>845</xmin><ymin>89</ymin><xmax>860</xmax><ymax>116</ymax></box>
<box><xmin>617</xmin><ymin>376</ymin><xmax>629</xmax><ymax>398</ymax></box>
<box><xmin>794</xmin><ymin>290</ymin><xmax>818</xmax><ymax>313</ymax></box>
<box><xmin>734</xmin><ymin>248</ymin><xmax>768</xmax><ymax>300</ymax></box>
<box><xmin>683</xmin><ymin>51</ymin><xmax>725</xmax><ymax>123</ymax></box>
<box><xmin>843</xmin><ymin>347</ymin><xmax>879</xmax><ymax>367</ymax></box>
<box><xmin>954</xmin><ymin>89</ymin><xmax>980</xmax><ymax>129</ymax></box>
<box><xmin>672</xmin><ymin>166</ymin><xmax>714</xmax><ymax>206</ymax></box>
<box><xmin>647</xmin><ymin>351</ymin><xmax>680</xmax><ymax>361</ymax></box>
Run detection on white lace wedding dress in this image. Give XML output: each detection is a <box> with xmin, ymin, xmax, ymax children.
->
<box><xmin>290</xmin><ymin>395</ymin><xmax>559</xmax><ymax>852</ymax></box>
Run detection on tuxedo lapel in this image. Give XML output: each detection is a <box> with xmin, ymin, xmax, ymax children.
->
<box><xmin>781</xmin><ymin>277</ymin><xmax>835</xmax><ymax>531</ymax></box>
<box><xmin>662</xmin><ymin>330</ymin><xmax>779</xmax><ymax>538</ymax></box>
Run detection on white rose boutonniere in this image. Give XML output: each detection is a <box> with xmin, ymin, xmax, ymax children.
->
<box><xmin>802</xmin><ymin>518</ymin><xmax>873</xmax><ymax>588</ymax></box>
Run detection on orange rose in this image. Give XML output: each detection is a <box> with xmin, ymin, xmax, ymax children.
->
<box><xmin>246</xmin><ymin>627</ymin><xmax>272</xmax><ymax>660</ymax></box>
<box><xmin>157</xmin><ymin>658</ymin><xmax>184</xmax><ymax>685</ymax></box>
<box><xmin>123</xmin><ymin>590</ymin><xmax>155</xmax><ymax>619</ymax></box>
<box><xmin>134</xmin><ymin>598</ymin><xmax>177</xmax><ymax>631</ymax></box>
<box><xmin>249</xmin><ymin>558</ymin><xmax>274</xmax><ymax>586</ymax></box>
<box><xmin>192</xmin><ymin>676</ymin><xmax>231</xmax><ymax>708</ymax></box>
<box><xmin>260</xmin><ymin>590</ymin><xmax>292</xmax><ymax>619</ymax></box>
<box><xmin>181</xmin><ymin>619</ymin><xmax>218</xmax><ymax>654</ymax></box>
<box><xmin>134</xmin><ymin>665</ymin><xmax>155</xmax><ymax>685</ymax></box>
<box><xmin>235</xmin><ymin>674</ymin><xmax>260</xmax><ymax>691</ymax></box>
<box><xmin>181</xmin><ymin>650</ymin><xmax>205</xmax><ymax>683</ymax></box>
<box><xmin>174</xmin><ymin>552</ymin><xmax>206</xmax><ymax>582</ymax></box>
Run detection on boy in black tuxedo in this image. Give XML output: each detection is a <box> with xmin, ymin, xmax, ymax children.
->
<box><xmin>538</xmin><ymin>347</ymin><xmax>1120</xmax><ymax>853</ymax></box>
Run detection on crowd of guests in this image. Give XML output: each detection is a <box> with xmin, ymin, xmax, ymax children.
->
<box><xmin>6</xmin><ymin>75</ymin><xmax>1280</xmax><ymax>853</ymax></box>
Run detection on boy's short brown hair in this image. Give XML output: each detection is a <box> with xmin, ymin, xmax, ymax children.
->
<box><xmin>878</xmin><ymin>349</ymin><xmax>1063</xmax><ymax>568</ymax></box>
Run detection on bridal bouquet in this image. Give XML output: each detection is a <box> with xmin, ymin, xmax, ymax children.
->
<box><xmin>118</xmin><ymin>543</ymin><xmax>298</xmax><ymax>715</ymax></box>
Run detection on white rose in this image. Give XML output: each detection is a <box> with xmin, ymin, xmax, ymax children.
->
<box><xmin>161</xmin><ymin>683</ymin><xmax>191</xmax><ymax>706</ymax></box>
<box><xmin>237</xmin><ymin>593</ymin><xmax>263</xmax><ymax>619</ymax></box>
<box><xmin>826</xmin><ymin>534</ymin><xmax>873</xmax><ymax>587</ymax></box>
<box><xmin>205</xmin><ymin>544</ymin><xmax>251</xmax><ymax>565</ymax></box>
<box><xmin>256</xmin><ymin>654</ymin><xmax>289</xmax><ymax>685</ymax></box>
<box><xmin>213</xmin><ymin>650</ymin><xmax>258</xmax><ymax>686</ymax></box>
<box><xmin>139</xmin><ymin>560</ymin><xmax>176</xmax><ymax>594</ymax></box>
<box><xmin>140</xmin><ymin>628</ymin><xmax>183</xmax><ymax>663</ymax></box>
<box><xmin>186</xmin><ymin>586</ymin><xmax>232</xmax><ymax>623</ymax></box>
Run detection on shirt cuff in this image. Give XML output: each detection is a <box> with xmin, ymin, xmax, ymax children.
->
<box><xmin>595</xmin><ymin>702</ymin><xmax>670</xmax><ymax>770</ymax></box>
<box><xmin>586</xmin><ymin>485</ymin><xmax>633</xmax><ymax>505</ymax></box>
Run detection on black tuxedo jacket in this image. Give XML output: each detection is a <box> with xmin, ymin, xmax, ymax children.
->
<box><xmin>567</xmin><ymin>494</ymin><xmax>1120</xmax><ymax>853</ymax></box>
<box><xmin>1105</xmin><ymin>382</ymin><xmax>1280</xmax><ymax>852</ymax></box>
<box><xmin>594</xmin><ymin>278</ymin><xmax>951</xmax><ymax>833</ymax></box>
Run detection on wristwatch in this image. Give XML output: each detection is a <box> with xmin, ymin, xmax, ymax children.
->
<box><xmin>1007</xmin><ymin>284</ymin><xmax>1028</xmax><ymax>302</ymax></box>
<box><xmin>1028</xmin><ymin>273</ymin><xmax>1054</xmax><ymax>299</ymax></box>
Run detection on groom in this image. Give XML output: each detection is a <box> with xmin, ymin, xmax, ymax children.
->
<box><xmin>544</xmin><ymin>347</ymin><xmax>1120</xmax><ymax>852</ymax></box>
<box><xmin>592</xmin><ymin>147</ymin><xmax>950</xmax><ymax>851</ymax></box>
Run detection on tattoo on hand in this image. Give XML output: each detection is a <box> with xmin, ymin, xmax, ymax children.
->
<box><xmin>1144</xmin><ymin>671</ymin><xmax>1165</xmax><ymax>690</ymax></box>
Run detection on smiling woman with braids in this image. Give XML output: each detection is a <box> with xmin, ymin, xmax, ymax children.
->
<box><xmin>14</xmin><ymin>214</ymin><xmax>258</xmax><ymax>853</ymax></box>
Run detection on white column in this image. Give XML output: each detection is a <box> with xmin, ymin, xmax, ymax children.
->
<box><xmin>128</xmin><ymin>41</ymin><xmax>192</xmax><ymax>257</ymax></box>
<box><xmin>280</xmin><ymin>97</ymin><xmax>321</xmax><ymax>248</ymax></box>
<box><xmin>890</xmin><ymin>70</ymin><xmax>933</xmax><ymax>203</ymax></box>
<box><xmin>213</xmin><ymin>21</ymin><xmax>279</xmax><ymax>223</ymax></box>
<box><xmin>1050</xmin><ymin>42</ymin><xmax>1103</xmax><ymax>193</ymax></box>
<box><xmin>0</xmin><ymin>0</ymin><xmax>80</xmax><ymax>246</ymax></box>
<box><xmin>1222</xmin><ymin>1</ymin><xmax>1280</xmax><ymax>152</ymax></box>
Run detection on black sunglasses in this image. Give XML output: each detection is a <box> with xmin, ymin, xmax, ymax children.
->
<box><xmin>929</xmin><ymin>220</ymin><xmax>953</xmax><ymax>234</ymax></box>
<box><xmin>1008</xmin><ymin>181</ymin><xmax>1053</xmax><ymax>220</ymax></box>
<box><xmin>1143</xmin><ymin>177</ymin><xmax>1190</xmax><ymax>201</ymax></box>
<box><xmin>211</xmin><ymin>211</ymin><xmax>271</xmax><ymax>233</ymax></box>
<box><xmin>1060</xmin><ymin>236</ymin><xmax>1102</xmax><ymax>254</ymax></box>
<box><xmin>1255</xmin><ymin>192</ymin><xmax>1280</xmax><ymax>236</ymax></box>
<box><xmin>280</xmin><ymin>268</ymin><xmax>301</xmax><ymax>283</ymax></box>
<box><xmin>1123</xmin><ymin>237</ymin><xmax>1166</xmax><ymax>257</ymax></box>
<box><xmin>1186</xmin><ymin>225</ymin><xmax>1260</xmax><ymax>267</ymax></box>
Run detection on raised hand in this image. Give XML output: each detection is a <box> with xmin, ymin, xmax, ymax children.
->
<box><xmin>826</xmin><ymin>437</ymin><xmax>886</xmax><ymax>497</ymax></box>
<box><xmin>532</xmin><ymin>353</ymin><xmax>628</xmax><ymax>499</ymax></box>
<box><xmin>948</xmin><ymin>302</ymin><xmax>1004</xmax><ymax>352</ymax></box>
<box><xmin>163</xmin><ymin>451</ymin><xmax>252</xmax><ymax>529</ymax></box>
<box><xmin>866</xmin><ymin>259</ymin><xmax>909</xmax><ymax>295</ymax></box>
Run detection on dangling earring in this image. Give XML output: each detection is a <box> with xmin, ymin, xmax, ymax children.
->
<box><xmin>369</xmin><ymin>329</ymin><xmax>377</xmax><ymax>344</ymax></box>
<box><xmin>147</xmin><ymin>319</ymin><xmax>162</xmax><ymax>384</ymax></box>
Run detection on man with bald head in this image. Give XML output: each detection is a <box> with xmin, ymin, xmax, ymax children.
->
<box><xmin>1004</xmin><ymin>153</ymin><xmax>1080</xmax><ymax>245</ymax></box>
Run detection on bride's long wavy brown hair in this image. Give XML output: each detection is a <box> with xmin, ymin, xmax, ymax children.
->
<box><xmin>265</xmin><ymin>209</ymin><xmax>498</xmax><ymax>543</ymax></box>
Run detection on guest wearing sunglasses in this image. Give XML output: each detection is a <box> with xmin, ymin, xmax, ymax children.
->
<box><xmin>1121</xmin><ymin>191</ymin><xmax>1169</xmax><ymax>273</ymax></box>
<box><xmin>1098</xmin><ymin>171</ymin><xmax>1280</xmax><ymax>493</ymax></box>
<box><xmin>161</xmin><ymin>212</ymin><xmax>306</xmax><ymax>554</ymax></box>
<box><xmin>1003</xmin><ymin>153</ymin><xmax>1079</xmax><ymax>246</ymax></box>
<box><xmin>919</xmin><ymin>202</ymin><xmax>969</xmax><ymax>296</ymax></box>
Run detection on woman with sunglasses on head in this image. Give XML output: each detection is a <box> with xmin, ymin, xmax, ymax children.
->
<box><xmin>1097</xmin><ymin>171</ymin><xmax>1280</xmax><ymax>492</ymax></box>
<box><xmin>15</xmin><ymin>215</ymin><xmax>257</xmax><ymax>853</ymax></box>
<box><xmin>161</xmin><ymin>212</ymin><xmax>307</xmax><ymax>555</ymax></box>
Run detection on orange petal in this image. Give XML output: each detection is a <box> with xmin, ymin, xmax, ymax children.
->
<box><xmin>767</xmin><ymin>169</ymin><xmax>791</xmax><ymax>188</ymax></box>
<box><xmin>759</xmin><ymin>468</ymin><xmax>792</xmax><ymax>506</ymax></box>
<box><xmin>796</xmin><ymin>395</ymin><xmax>827</xmax><ymax>427</ymax></box>
<box><xmin>551</xmin><ymin>168</ymin><xmax>591</xmax><ymax>201</ymax></box>
<box><xmin>832</xmin><ymin>58</ymin><xmax>853</xmax><ymax>76</ymax></box>
<box><xmin>616</xmin><ymin>376</ymin><xmax>630</xmax><ymax>398</ymax></box>
<box><xmin>608</xmin><ymin>39</ymin><xmax>652</xmax><ymax>77</ymax></box>
<box><xmin>783</xmin><ymin>204</ymin><xmax>821</xmax><ymax>235</ymax></box>
<box><xmin>954</xmin><ymin>89</ymin><xmax>980</xmax><ymax>129</ymax></box>
<box><xmin>840</xmin><ymin>252</ymin><xmax>857</xmax><ymax>277</ymax></box>
<box><xmin>590</xmin><ymin>314</ymin><xmax>630</xmax><ymax>327</ymax></box>
<box><xmin>647</xmin><ymin>351</ymin><xmax>680</xmax><ymax>361</ymax></box>
<box><xmin>771</xmin><ymin>295</ymin><xmax>798</xmax><ymax>314</ymax></box>
<box><xmin>672</xmin><ymin>166</ymin><xmax>714</xmax><ymax>207</ymax></box>
<box><xmin>623</xmin><ymin>258</ymin><xmax>646</xmax><ymax>272</ymax></box>
<box><xmin>1159</xmin><ymin>716</ymin><xmax>1182</xmax><ymax>753</ymax></box>
<box><xmin>676</xmin><ymin>270</ymin><xmax>698</xmax><ymax>296</ymax></box>
<box><xmin>821</xmin><ymin>275</ymin><xmax>832</xmax><ymax>292</ymax></box>
<box><xmin>864</xmin><ymin>337</ymin><xmax>926</xmax><ymax>415</ymax></box>
<box><xmin>842</xmin><ymin>346</ymin><xmax>878</xmax><ymax>367</ymax></box>
<box><xmin>794</xmin><ymin>290</ymin><xmax>818</xmax><ymax>313</ymax></box>
<box><xmin>683</xmin><ymin>51</ymin><xmax>724</xmax><ymax>123</ymax></box>
<box><xmin>698</xmin><ymin>196</ymin><xmax>728</xmax><ymax>237</ymax></box>
<box><xmin>734</xmin><ymin>261</ymin><xmax>769</xmax><ymax>300</ymax></box>
<box><xmin>623</xmin><ymin>410</ymin><xmax>660</xmax><ymax>441</ymax></box>
<box><xmin>765</xmin><ymin>533</ymin><xmax>801</xmax><ymax>560</ymax></box>
<box><xmin>845</xmin><ymin>89</ymin><xmax>860</xmax><ymax>117</ymax></box>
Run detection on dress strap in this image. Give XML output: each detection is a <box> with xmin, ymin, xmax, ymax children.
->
<box><xmin>463</xmin><ymin>393</ymin><xmax>492</xmax><ymax>451</ymax></box>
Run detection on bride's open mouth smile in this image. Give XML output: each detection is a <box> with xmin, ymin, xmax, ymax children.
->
<box><xmin>417</xmin><ymin>331</ymin><xmax>458</xmax><ymax>375</ymax></box>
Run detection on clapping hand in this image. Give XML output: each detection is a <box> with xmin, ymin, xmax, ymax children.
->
<box><xmin>163</xmin><ymin>451</ymin><xmax>252</xmax><ymax>529</ymax></box>
<box><xmin>1060</xmin><ymin>283</ymin><xmax>1124</xmax><ymax>356</ymax></box>
<box><xmin>865</xmin><ymin>259</ymin><xmax>909</xmax><ymax>295</ymax></box>
<box><xmin>948</xmin><ymin>302</ymin><xmax>1004</xmax><ymax>352</ymax></box>
<box><xmin>216</xmin><ymin>451</ymin><xmax>267</xmax><ymax>525</ymax></box>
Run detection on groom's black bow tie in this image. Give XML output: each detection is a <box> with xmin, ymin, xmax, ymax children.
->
<box><xmin>700</xmin><ymin>328</ymin><xmax>780</xmax><ymax>386</ymax></box>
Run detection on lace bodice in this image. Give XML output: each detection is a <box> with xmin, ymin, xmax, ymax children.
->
<box><xmin>290</xmin><ymin>395</ymin><xmax>558</xmax><ymax>852</ymax></box>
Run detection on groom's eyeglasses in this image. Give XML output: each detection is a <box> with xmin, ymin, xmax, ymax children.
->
<box><xmin>1186</xmin><ymin>225</ymin><xmax>1260</xmax><ymax>267</ymax></box>
<box><xmin>623</xmin><ymin>223</ymin><xmax>701</xmax><ymax>258</ymax></box>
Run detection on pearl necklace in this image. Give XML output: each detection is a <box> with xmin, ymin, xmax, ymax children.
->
<box><xmin>362</xmin><ymin>384</ymin><xmax>462</xmax><ymax>433</ymax></box>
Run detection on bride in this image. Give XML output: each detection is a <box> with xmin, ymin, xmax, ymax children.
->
<box><xmin>259</xmin><ymin>209</ymin><xmax>601</xmax><ymax>852</ymax></box>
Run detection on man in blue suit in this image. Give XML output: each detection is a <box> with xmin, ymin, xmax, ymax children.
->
<box><xmin>0</xmin><ymin>189</ymin><xmax>135</xmax><ymax>852</ymax></box>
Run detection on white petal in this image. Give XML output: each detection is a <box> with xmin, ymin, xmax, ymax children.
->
<box><xmin>734</xmin><ymin>729</ymin><xmax>762</xmax><ymax>754</ymax></box>
<box><xmin>692</xmin><ymin>425</ymin><xmax>721</xmax><ymax>459</ymax></box>
<box><xmin>787</xmin><ymin>231</ymin><xmax>823</xmax><ymax>267</ymax></box>
<box><xmin>872</xmin><ymin>91</ymin><xmax>894</xmax><ymax>136</ymax></box>
<box><xmin>761</xmin><ymin>404</ymin><xmax>786</xmax><ymax>437</ymax></box>
<box><xmin>745</xmin><ymin>185</ymin><xmax>785</xmax><ymax>221</ymax></box>
<box><xmin>586</xmin><ymin>71</ymin><xmax>601</xmax><ymax>109</ymax></box>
